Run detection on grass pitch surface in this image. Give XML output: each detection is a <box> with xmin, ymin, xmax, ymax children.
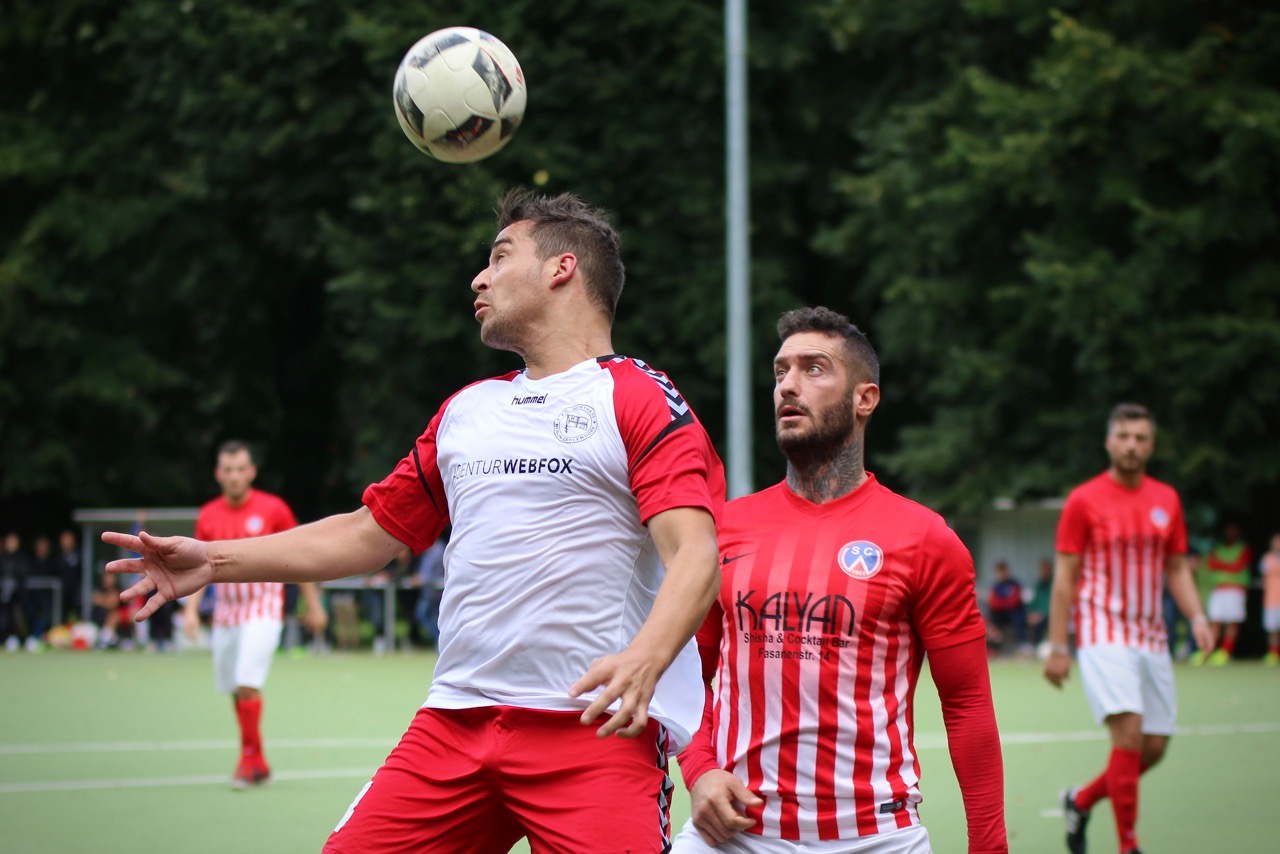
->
<box><xmin>1</xmin><ymin>649</ymin><xmax>1276</xmax><ymax>852</ymax></box>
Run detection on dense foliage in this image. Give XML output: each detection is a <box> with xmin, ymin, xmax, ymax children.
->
<box><xmin>2</xmin><ymin>1</ymin><xmax>1276</xmax><ymax>537</ymax></box>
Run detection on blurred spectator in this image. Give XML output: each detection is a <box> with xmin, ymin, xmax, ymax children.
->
<box><xmin>413</xmin><ymin>536</ymin><xmax>447</xmax><ymax>649</ymax></box>
<box><xmin>56</xmin><ymin>530</ymin><xmax>82</xmax><ymax>622</ymax></box>
<box><xmin>1260</xmin><ymin>532</ymin><xmax>1280</xmax><ymax>667</ymax></box>
<box><xmin>362</xmin><ymin>564</ymin><xmax>391</xmax><ymax>654</ymax></box>
<box><xmin>1199</xmin><ymin>521</ymin><xmax>1253</xmax><ymax>665</ymax></box>
<box><xmin>986</xmin><ymin>559</ymin><xmax>1028</xmax><ymax>655</ymax></box>
<box><xmin>1</xmin><ymin>532</ymin><xmax>33</xmax><ymax>651</ymax></box>
<box><xmin>90</xmin><ymin>567</ymin><xmax>134</xmax><ymax>649</ymax></box>
<box><xmin>27</xmin><ymin>535</ymin><xmax>59</xmax><ymax>643</ymax></box>
<box><xmin>1027</xmin><ymin>557</ymin><xmax>1053</xmax><ymax>648</ymax></box>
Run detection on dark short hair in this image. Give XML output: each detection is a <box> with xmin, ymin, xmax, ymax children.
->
<box><xmin>216</xmin><ymin>439</ymin><xmax>254</xmax><ymax>462</ymax></box>
<box><xmin>496</xmin><ymin>188</ymin><xmax>625</xmax><ymax>321</ymax></box>
<box><xmin>1107</xmin><ymin>403</ymin><xmax>1155</xmax><ymax>432</ymax></box>
<box><xmin>776</xmin><ymin>306</ymin><xmax>880</xmax><ymax>384</ymax></box>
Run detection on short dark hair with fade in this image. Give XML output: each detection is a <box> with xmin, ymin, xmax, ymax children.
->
<box><xmin>496</xmin><ymin>188</ymin><xmax>625</xmax><ymax>321</ymax></box>
<box><xmin>1107</xmin><ymin>403</ymin><xmax>1156</xmax><ymax>432</ymax></box>
<box><xmin>776</xmin><ymin>306</ymin><xmax>880</xmax><ymax>385</ymax></box>
<box><xmin>217</xmin><ymin>439</ymin><xmax>255</xmax><ymax>462</ymax></box>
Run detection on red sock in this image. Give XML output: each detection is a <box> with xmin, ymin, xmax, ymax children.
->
<box><xmin>1222</xmin><ymin>635</ymin><xmax>1237</xmax><ymax>656</ymax></box>
<box><xmin>1076</xmin><ymin>767</ymin><xmax>1109</xmax><ymax>812</ymax></box>
<box><xmin>235</xmin><ymin>696</ymin><xmax>263</xmax><ymax>759</ymax></box>
<box><xmin>1108</xmin><ymin>747</ymin><xmax>1142</xmax><ymax>852</ymax></box>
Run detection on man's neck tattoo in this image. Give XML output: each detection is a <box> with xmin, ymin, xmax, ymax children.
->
<box><xmin>786</xmin><ymin>435</ymin><xmax>866</xmax><ymax>504</ymax></box>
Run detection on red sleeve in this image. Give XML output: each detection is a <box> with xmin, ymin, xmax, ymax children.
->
<box><xmin>194</xmin><ymin>505</ymin><xmax>210</xmax><ymax>542</ymax></box>
<box><xmin>270</xmin><ymin>496</ymin><xmax>297</xmax><ymax>534</ymax></box>
<box><xmin>676</xmin><ymin>600</ymin><xmax>724</xmax><ymax>789</ymax></box>
<box><xmin>929</xmin><ymin>637</ymin><xmax>1008</xmax><ymax>854</ymax></box>
<box><xmin>1055</xmin><ymin>488</ymin><xmax>1090</xmax><ymax>555</ymax></box>
<box><xmin>913</xmin><ymin>516</ymin><xmax>987</xmax><ymax>651</ymax></box>
<box><xmin>1164</xmin><ymin>486</ymin><xmax>1188</xmax><ymax>556</ymax></box>
<box><xmin>607</xmin><ymin>359</ymin><xmax>725</xmax><ymax>525</ymax></box>
<box><xmin>362</xmin><ymin>400</ymin><xmax>452</xmax><ymax>554</ymax></box>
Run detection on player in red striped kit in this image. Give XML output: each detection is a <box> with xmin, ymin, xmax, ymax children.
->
<box><xmin>184</xmin><ymin>440</ymin><xmax>327</xmax><ymax>789</ymax></box>
<box><xmin>674</xmin><ymin>307</ymin><xmax>1006</xmax><ymax>853</ymax></box>
<box><xmin>1044</xmin><ymin>404</ymin><xmax>1213</xmax><ymax>854</ymax></box>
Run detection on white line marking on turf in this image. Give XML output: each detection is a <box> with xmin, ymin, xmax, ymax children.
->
<box><xmin>911</xmin><ymin>720</ymin><xmax>1280</xmax><ymax>750</ymax></box>
<box><xmin>4</xmin><ymin>722</ymin><xmax>1277</xmax><ymax>757</ymax></box>
<box><xmin>3</xmin><ymin>722</ymin><xmax>1277</xmax><ymax>796</ymax></box>
<box><xmin>0</xmin><ymin>768</ymin><xmax>373</xmax><ymax>795</ymax></box>
<box><xmin>0</xmin><ymin>737</ymin><xmax>394</xmax><ymax>755</ymax></box>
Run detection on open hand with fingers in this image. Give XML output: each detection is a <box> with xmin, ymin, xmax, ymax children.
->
<box><xmin>101</xmin><ymin>530</ymin><xmax>215</xmax><ymax>621</ymax></box>
<box><xmin>568</xmin><ymin>647</ymin><xmax>664</xmax><ymax>738</ymax></box>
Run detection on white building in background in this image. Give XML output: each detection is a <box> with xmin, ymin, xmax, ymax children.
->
<box><xmin>962</xmin><ymin>497</ymin><xmax>1065</xmax><ymax>588</ymax></box>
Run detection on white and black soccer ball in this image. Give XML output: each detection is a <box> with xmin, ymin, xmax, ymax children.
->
<box><xmin>393</xmin><ymin>27</ymin><xmax>526</xmax><ymax>163</ymax></box>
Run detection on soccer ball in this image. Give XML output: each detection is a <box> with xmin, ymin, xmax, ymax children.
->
<box><xmin>392</xmin><ymin>27</ymin><xmax>527</xmax><ymax>163</ymax></box>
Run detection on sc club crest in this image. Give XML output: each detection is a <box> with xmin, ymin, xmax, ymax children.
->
<box><xmin>554</xmin><ymin>404</ymin><xmax>597</xmax><ymax>443</ymax></box>
<box><xmin>1150</xmin><ymin>507</ymin><xmax>1170</xmax><ymax>528</ymax></box>
<box><xmin>245</xmin><ymin>515</ymin><xmax>265</xmax><ymax>536</ymax></box>
<box><xmin>837</xmin><ymin>540</ymin><xmax>884</xmax><ymax>580</ymax></box>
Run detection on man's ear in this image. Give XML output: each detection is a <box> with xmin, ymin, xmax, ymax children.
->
<box><xmin>854</xmin><ymin>382</ymin><xmax>880</xmax><ymax>419</ymax></box>
<box><xmin>547</xmin><ymin>252</ymin><xmax>578</xmax><ymax>289</ymax></box>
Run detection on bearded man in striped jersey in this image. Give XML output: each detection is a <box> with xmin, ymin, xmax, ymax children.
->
<box><xmin>674</xmin><ymin>307</ymin><xmax>1007</xmax><ymax>854</ymax></box>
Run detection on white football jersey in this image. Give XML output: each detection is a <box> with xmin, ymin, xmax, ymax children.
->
<box><xmin>363</xmin><ymin>356</ymin><xmax>725</xmax><ymax>747</ymax></box>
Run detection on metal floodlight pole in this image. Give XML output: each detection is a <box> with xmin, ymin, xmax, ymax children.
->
<box><xmin>725</xmin><ymin>0</ymin><xmax>752</xmax><ymax>498</ymax></box>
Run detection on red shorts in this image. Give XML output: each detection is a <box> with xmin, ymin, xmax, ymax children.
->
<box><xmin>323</xmin><ymin>706</ymin><xmax>675</xmax><ymax>854</ymax></box>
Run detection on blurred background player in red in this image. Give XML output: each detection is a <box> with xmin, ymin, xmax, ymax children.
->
<box><xmin>183</xmin><ymin>440</ymin><xmax>327</xmax><ymax>788</ymax></box>
<box><xmin>1260</xmin><ymin>532</ymin><xmax>1280</xmax><ymax>666</ymax></box>
<box><xmin>674</xmin><ymin>307</ymin><xmax>1006</xmax><ymax>854</ymax></box>
<box><xmin>1045</xmin><ymin>403</ymin><xmax>1213</xmax><ymax>854</ymax></box>
<box><xmin>1198</xmin><ymin>521</ymin><xmax>1253</xmax><ymax>665</ymax></box>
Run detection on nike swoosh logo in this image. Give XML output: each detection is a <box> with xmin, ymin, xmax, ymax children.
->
<box><xmin>721</xmin><ymin>553</ymin><xmax>752</xmax><ymax>565</ymax></box>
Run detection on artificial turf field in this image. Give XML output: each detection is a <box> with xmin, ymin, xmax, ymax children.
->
<box><xmin>2</xmin><ymin>649</ymin><xmax>1277</xmax><ymax>853</ymax></box>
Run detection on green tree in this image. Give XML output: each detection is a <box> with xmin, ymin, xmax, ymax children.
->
<box><xmin>810</xmin><ymin>1</ymin><xmax>1280</xmax><ymax>520</ymax></box>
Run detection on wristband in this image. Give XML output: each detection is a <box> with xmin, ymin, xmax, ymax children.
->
<box><xmin>1050</xmin><ymin>644</ymin><xmax>1070</xmax><ymax>656</ymax></box>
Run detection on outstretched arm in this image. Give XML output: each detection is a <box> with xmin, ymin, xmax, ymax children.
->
<box><xmin>103</xmin><ymin>507</ymin><xmax>406</xmax><ymax>621</ymax></box>
<box><xmin>569</xmin><ymin>505</ymin><xmax>720</xmax><ymax>738</ymax></box>
<box><xmin>930</xmin><ymin>637</ymin><xmax>1008</xmax><ymax>854</ymax></box>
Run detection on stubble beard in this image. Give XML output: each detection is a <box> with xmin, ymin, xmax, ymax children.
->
<box><xmin>777</xmin><ymin>400</ymin><xmax>865</xmax><ymax>503</ymax></box>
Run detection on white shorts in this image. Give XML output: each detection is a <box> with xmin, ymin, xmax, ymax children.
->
<box><xmin>1264</xmin><ymin>606</ymin><xmax>1280</xmax><ymax>634</ymax></box>
<box><xmin>1207</xmin><ymin>588</ymin><xmax>1247</xmax><ymax>624</ymax></box>
<box><xmin>670</xmin><ymin>820</ymin><xmax>931</xmax><ymax>854</ymax></box>
<box><xmin>211</xmin><ymin>619</ymin><xmax>283</xmax><ymax>694</ymax></box>
<box><xmin>1077</xmin><ymin>643</ymin><xmax>1177</xmax><ymax>734</ymax></box>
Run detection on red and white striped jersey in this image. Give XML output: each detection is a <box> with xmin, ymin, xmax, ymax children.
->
<box><xmin>195</xmin><ymin>489</ymin><xmax>297</xmax><ymax>627</ymax></box>
<box><xmin>687</xmin><ymin>475</ymin><xmax>986</xmax><ymax>841</ymax></box>
<box><xmin>1056</xmin><ymin>472</ymin><xmax>1187</xmax><ymax>652</ymax></box>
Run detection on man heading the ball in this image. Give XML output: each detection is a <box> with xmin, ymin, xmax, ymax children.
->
<box><xmin>105</xmin><ymin>190</ymin><xmax>724</xmax><ymax>853</ymax></box>
<box><xmin>674</xmin><ymin>307</ymin><xmax>1007</xmax><ymax>854</ymax></box>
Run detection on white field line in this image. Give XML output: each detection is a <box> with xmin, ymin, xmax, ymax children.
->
<box><xmin>911</xmin><ymin>720</ymin><xmax>1280</xmax><ymax>750</ymax></box>
<box><xmin>0</xmin><ymin>737</ymin><xmax>393</xmax><ymax>755</ymax></box>
<box><xmin>0</xmin><ymin>768</ymin><xmax>373</xmax><ymax>794</ymax></box>
<box><xmin>1</xmin><ymin>722</ymin><xmax>1277</xmax><ymax>795</ymax></box>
